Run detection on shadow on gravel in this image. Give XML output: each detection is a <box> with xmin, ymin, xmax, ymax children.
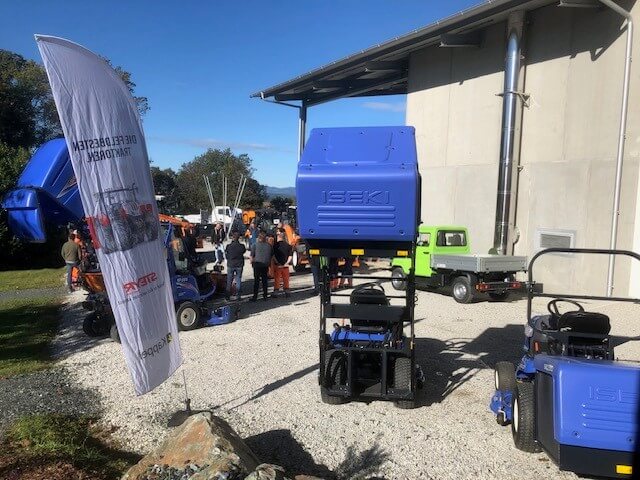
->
<box><xmin>230</xmin><ymin>363</ymin><xmax>319</xmax><ymax>410</ymax></box>
<box><xmin>52</xmin><ymin>300</ymin><xmax>109</xmax><ymax>360</ymax></box>
<box><xmin>415</xmin><ymin>324</ymin><xmax>523</xmax><ymax>406</ymax></box>
<box><xmin>245</xmin><ymin>429</ymin><xmax>390</xmax><ymax>479</ymax></box>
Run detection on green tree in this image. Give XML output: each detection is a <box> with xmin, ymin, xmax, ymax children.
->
<box><xmin>270</xmin><ymin>195</ymin><xmax>294</xmax><ymax>213</ymax></box>
<box><xmin>175</xmin><ymin>148</ymin><xmax>267</xmax><ymax>213</ymax></box>
<box><xmin>151</xmin><ymin>166</ymin><xmax>180</xmax><ymax>215</ymax></box>
<box><xmin>0</xmin><ymin>48</ymin><xmax>148</xmax><ymax>268</ymax></box>
<box><xmin>0</xmin><ymin>49</ymin><xmax>148</xmax><ymax>150</ymax></box>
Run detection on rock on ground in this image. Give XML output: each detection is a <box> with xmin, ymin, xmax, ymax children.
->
<box><xmin>122</xmin><ymin>412</ymin><xmax>259</xmax><ymax>480</ymax></box>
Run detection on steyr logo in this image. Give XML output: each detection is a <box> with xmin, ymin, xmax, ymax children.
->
<box><xmin>123</xmin><ymin>272</ymin><xmax>158</xmax><ymax>295</ymax></box>
<box><xmin>139</xmin><ymin>332</ymin><xmax>173</xmax><ymax>360</ymax></box>
<box><xmin>322</xmin><ymin>190</ymin><xmax>390</xmax><ymax>205</ymax></box>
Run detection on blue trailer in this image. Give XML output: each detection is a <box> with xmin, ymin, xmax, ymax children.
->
<box><xmin>297</xmin><ymin>126</ymin><xmax>423</xmax><ymax>407</ymax></box>
<box><xmin>490</xmin><ymin>248</ymin><xmax>640</xmax><ymax>478</ymax></box>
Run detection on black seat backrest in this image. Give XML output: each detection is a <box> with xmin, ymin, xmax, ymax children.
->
<box><xmin>558</xmin><ymin>311</ymin><xmax>611</xmax><ymax>336</ymax></box>
<box><xmin>349</xmin><ymin>286</ymin><xmax>390</xmax><ymax>332</ymax></box>
<box><xmin>350</xmin><ymin>287</ymin><xmax>389</xmax><ymax>306</ymax></box>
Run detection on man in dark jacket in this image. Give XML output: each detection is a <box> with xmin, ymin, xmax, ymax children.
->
<box><xmin>225</xmin><ymin>231</ymin><xmax>246</xmax><ymax>301</ymax></box>
<box><xmin>61</xmin><ymin>232</ymin><xmax>81</xmax><ymax>292</ymax></box>
<box><xmin>250</xmin><ymin>232</ymin><xmax>272</xmax><ymax>301</ymax></box>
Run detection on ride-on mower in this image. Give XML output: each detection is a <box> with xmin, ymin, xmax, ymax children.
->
<box><xmin>296</xmin><ymin>126</ymin><xmax>422</xmax><ymax>408</ymax></box>
<box><xmin>490</xmin><ymin>248</ymin><xmax>640</xmax><ymax>478</ymax></box>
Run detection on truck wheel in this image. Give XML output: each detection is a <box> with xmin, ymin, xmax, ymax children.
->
<box><xmin>489</xmin><ymin>291</ymin><xmax>510</xmax><ymax>301</ymax></box>
<box><xmin>110</xmin><ymin>323</ymin><xmax>121</xmax><ymax>343</ymax></box>
<box><xmin>452</xmin><ymin>276</ymin><xmax>474</xmax><ymax>304</ymax></box>
<box><xmin>176</xmin><ymin>301</ymin><xmax>201</xmax><ymax>331</ymax></box>
<box><xmin>393</xmin><ymin>357</ymin><xmax>416</xmax><ymax>409</ymax></box>
<box><xmin>321</xmin><ymin>351</ymin><xmax>348</xmax><ymax>404</ymax></box>
<box><xmin>391</xmin><ymin>268</ymin><xmax>407</xmax><ymax>291</ymax></box>
<box><xmin>512</xmin><ymin>381</ymin><xmax>540</xmax><ymax>453</ymax></box>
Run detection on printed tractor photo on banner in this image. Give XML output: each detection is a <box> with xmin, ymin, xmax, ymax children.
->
<box><xmin>88</xmin><ymin>183</ymin><xmax>158</xmax><ymax>254</ymax></box>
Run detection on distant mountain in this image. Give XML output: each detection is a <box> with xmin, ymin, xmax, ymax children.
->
<box><xmin>266</xmin><ymin>186</ymin><xmax>296</xmax><ymax>198</ymax></box>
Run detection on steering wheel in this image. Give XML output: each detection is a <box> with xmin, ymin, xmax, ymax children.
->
<box><xmin>547</xmin><ymin>298</ymin><xmax>584</xmax><ymax>318</ymax></box>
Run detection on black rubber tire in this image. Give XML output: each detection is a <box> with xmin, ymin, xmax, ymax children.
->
<box><xmin>391</xmin><ymin>267</ymin><xmax>407</xmax><ymax>291</ymax></box>
<box><xmin>176</xmin><ymin>301</ymin><xmax>201</xmax><ymax>331</ymax></box>
<box><xmin>321</xmin><ymin>351</ymin><xmax>348</xmax><ymax>405</ymax></box>
<box><xmin>489</xmin><ymin>291</ymin><xmax>510</xmax><ymax>301</ymax></box>
<box><xmin>512</xmin><ymin>381</ymin><xmax>541</xmax><ymax>453</ymax></box>
<box><xmin>320</xmin><ymin>389</ymin><xmax>347</xmax><ymax>405</ymax></box>
<box><xmin>494</xmin><ymin>361</ymin><xmax>517</xmax><ymax>392</ymax></box>
<box><xmin>110</xmin><ymin>323</ymin><xmax>121</xmax><ymax>343</ymax></box>
<box><xmin>82</xmin><ymin>313</ymin><xmax>100</xmax><ymax>337</ymax></box>
<box><xmin>452</xmin><ymin>276</ymin><xmax>474</xmax><ymax>304</ymax></box>
<box><xmin>495</xmin><ymin>362</ymin><xmax>516</xmax><ymax>426</ymax></box>
<box><xmin>393</xmin><ymin>357</ymin><xmax>416</xmax><ymax>409</ymax></box>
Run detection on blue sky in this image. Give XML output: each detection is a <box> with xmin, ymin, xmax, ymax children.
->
<box><xmin>2</xmin><ymin>0</ymin><xmax>478</xmax><ymax>187</ymax></box>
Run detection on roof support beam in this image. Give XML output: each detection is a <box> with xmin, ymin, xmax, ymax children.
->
<box><xmin>308</xmin><ymin>72</ymin><xmax>408</xmax><ymax>106</ymax></box>
<box><xmin>364</xmin><ymin>60</ymin><xmax>408</xmax><ymax>72</ymax></box>
<box><xmin>439</xmin><ymin>32</ymin><xmax>483</xmax><ymax>47</ymax></box>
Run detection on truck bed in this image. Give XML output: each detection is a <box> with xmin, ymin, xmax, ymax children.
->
<box><xmin>430</xmin><ymin>254</ymin><xmax>527</xmax><ymax>273</ymax></box>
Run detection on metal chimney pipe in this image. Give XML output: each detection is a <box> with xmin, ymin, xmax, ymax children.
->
<box><xmin>493</xmin><ymin>12</ymin><xmax>525</xmax><ymax>255</ymax></box>
<box><xmin>596</xmin><ymin>0</ymin><xmax>633</xmax><ymax>297</ymax></box>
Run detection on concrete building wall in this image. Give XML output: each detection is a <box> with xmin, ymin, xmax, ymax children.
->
<box><xmin>406</xmin><ymin>1</ymin><xmax>640</xmax><ymax>295</ymax></box>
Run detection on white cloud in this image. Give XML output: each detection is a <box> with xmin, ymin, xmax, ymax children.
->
<box><xmin>362</xmin><ymin>101</ymin><xmax>406</xmax><ymax>113</ymax></box>
<box><xmin>149</xmin><ymin>136</ymin><xmax>295</xmax><ymax>154</ymax></box>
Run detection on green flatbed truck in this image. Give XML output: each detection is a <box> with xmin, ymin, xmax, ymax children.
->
<box><xmin>390</xmin><ymin>225</ymin><xmax>527</xmax><ymax>303</ymax></box>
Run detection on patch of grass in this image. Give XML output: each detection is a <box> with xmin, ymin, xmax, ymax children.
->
<box><xmin>0</xmin><ymin>297</ymin><xmax>60</xmax><ymax>377</ymax></box>
<box><xmin>0</xmin><ymin>267</ymin><xmax>65</xmax><ymax>292</ymax></box>
<box><xmin>1</xmin><ymin>414</ymin><xmax>141</xmax><ymax>479</ymax></box>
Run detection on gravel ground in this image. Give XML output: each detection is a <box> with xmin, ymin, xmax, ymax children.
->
<box><xmin>54</xmin><ymin>260</ymin><xmax>640</xmax><ymax>479</ymax></box>
<box><xmin>0</xmin><ymin>367</ymin><xmax>101</xmax><ymax>435</ymax></box>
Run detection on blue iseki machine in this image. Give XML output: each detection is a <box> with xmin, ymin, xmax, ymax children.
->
<box><xmin>489</xmin><ymin>248</ymin><xmax>640</xmax><ymax>478</ymax></box>
<box><xmin>297</xmin><ymin>126</ymin><xmax>423</xmax><ymax>407</ymax></box>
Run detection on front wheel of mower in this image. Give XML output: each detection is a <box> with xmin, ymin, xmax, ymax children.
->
<box><xmin>83</xmin><ymin>313</ymin><xmax>100</xmax><ymax>337</ymax></box>
<box><xmin>321</xmin><ymin>351</ymin><xmax>348</xmax><ymax>405</ymax></box>
<box><xmin>452</xmin><ymin>276</ymin><xmax>474</xmax><ymax>304</ymax></box>
<box><xmin>176</xmin><ymin>301</ymin><xmax>201</xmax><ymax>331</ymax></box>
<box><xmin>393</xmin><ymin>357</ymin><xmax>416</xmax><ymax>409</ymax></box>
<box><xmin>512</xmin><ymin>381</ymin><xmax>540</xmax><ymax>453</ymax></box>
<box><xmin>320</xmin><ymin>389</ymin><xmax>347</xmax><ymax>405</ymax></box>
<box><xmin>110</xmin><ymin>323</ymin><xmax>121</xmax><ymax>343</ymax></box>
<box><xmin>494</xmin><ymin>361</ymin><xmax>517</xmax><ymax>392</ymax></box>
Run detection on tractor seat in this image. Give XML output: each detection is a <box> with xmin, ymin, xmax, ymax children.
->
<box><xmin>548</xmin><ymin>312</ymin><xmax>611</xmax><ymax>335</ymax></box>
<box><xmin>349</xmin><ymin>286</ymin><xmax>390</xmax><ymax>333</ymax></box>
<box><xmin>555</xmin><ymin>311</ymin><xmax>611</xmax><ymax>336</ymax></box>
<box><xmin>350</xmin><ymin>287</ymin><xmax>389</xmax><ymax>306</ymax></box>
<box><xmin>531</xmin><ymin>313</ymin><xmax>612</xmax><ymax>359</ymax></box>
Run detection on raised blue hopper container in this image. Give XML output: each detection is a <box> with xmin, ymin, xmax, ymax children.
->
<box><xmin>296</xmin><ymin>126</ymin><xmax>420</xmax><ymax>242</ymax></box>
<box><xmin>1</xmin><ymin>139</ymin><xmax>83</xmax><ymax>242</ymax></box>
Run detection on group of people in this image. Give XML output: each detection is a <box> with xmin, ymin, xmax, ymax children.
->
<box><xmin>224</xmin><ymin>226</ymin><xmax>293</xmax><ymax>302</ymax></box>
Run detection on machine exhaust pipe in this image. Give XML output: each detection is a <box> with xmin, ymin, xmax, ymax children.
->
<box><xmin>493</xmin><ymin>12</ymin><xmax>525</xmax><ymax>255</ymax></box>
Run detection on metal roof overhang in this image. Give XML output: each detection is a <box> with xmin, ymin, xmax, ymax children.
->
<box><xmin>251</xmin><ymin>0</ymin><xmax>561</xmax><ymax>106</ymax></box>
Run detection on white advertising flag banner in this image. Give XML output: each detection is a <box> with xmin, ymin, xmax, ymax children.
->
<box><xmin>36</xmin><ymin>35</ymin><xmax>182</xmax><ymax>395</ymax></box>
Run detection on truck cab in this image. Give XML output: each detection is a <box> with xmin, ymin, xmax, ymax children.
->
<box><xmin>392</xmin><ymin>225</ymin><xmax>470</xmax><ymax>278</ymax></box>
<box><xmin>391</xmin><ymin>225</ymin><xmax>526</xmax><ymax>303</ymax></box>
